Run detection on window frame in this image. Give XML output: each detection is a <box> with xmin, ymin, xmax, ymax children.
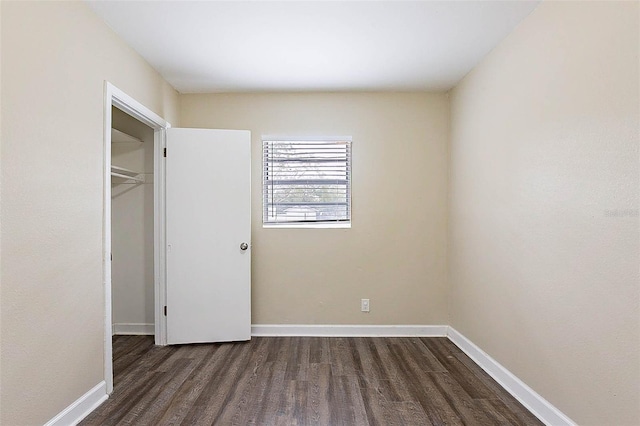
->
<box><xmin>262</xmin><ymin>135</ymin><xmax>352</xmax><ymax>229</ymax></box>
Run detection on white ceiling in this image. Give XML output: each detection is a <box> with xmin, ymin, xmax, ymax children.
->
<box><xmin>87</xmin><ymin>1</ymin><xmax>539</xmax><ymax>93</ymax></box>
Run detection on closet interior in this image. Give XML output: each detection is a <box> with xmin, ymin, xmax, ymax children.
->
<box><xmin>111</xmin><ymin>106</ymin><xmax>155</xmax><ymax>340</ymax></box>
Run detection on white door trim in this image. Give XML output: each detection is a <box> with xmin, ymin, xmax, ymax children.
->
<box><xmin>103</xmin><ymin>82</ymin><xmax>170</xmax><ymax>394</ymax></box>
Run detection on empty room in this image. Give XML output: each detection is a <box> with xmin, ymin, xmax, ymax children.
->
<box><xmin>1</xmin><ymin>1</ymin><xmax>638</xmax><ymax>425</ymax></box>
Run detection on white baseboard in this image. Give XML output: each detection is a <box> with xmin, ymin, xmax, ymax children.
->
<box><xmin>44</xmin><ymin>381</ymin><xmax>108</xmax><ymax>426</ymax></box>
<box><xmin>112</xmin><ymin>323</ymin><xmax>154</xmax><ymax>335</ymax></box>
<box><xmin>251</xmin><ymin>324</ymin><xmax>448</xmax><ymax>337</ymax></box>
<box><xmin>447</xmin><ymin>327</ymin><xmax>576</xmax><ymax>426</ymax></box>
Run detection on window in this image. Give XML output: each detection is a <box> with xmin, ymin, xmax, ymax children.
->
<box><xmin>263</xmin><ymin>137</ymin><xmax>352</xmax><ymax>227</ymax></box>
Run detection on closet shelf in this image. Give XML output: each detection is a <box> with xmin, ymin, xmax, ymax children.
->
<box><xmin>111</xmin><ymin>165</ymin><xmax>145</xmax><ymax>183</ymax></box>
<box><xmin>112</xmin><ymin>128</ymin><xmax>143</xmax><ymax>144</ymax></box>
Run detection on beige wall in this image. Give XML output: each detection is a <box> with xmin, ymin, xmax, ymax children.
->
<box><xmin>180</xmin><ymin>93</ymin><xmax>449</xmax><ymax>325</ymax></box>
<box><xmin>0</xmin><ymin>2</ymin><xmax>178</xmax><ymax>425</ymax></box>
<box><xmin>449</xmin><ymin>1</ymin><xmax>639</xmax><ymax>425</ymax></box>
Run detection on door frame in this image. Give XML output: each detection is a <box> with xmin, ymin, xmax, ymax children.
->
<box><xmin>103</xmin><ymin>82</ymin><xmax>171</xmax><ymax>394</ymax></box>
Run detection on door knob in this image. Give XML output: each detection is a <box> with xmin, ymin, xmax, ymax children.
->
<box><xmin>240</xmin><ymin>242</ymin><xmax>249</xmax><ymax>251</ymax></box>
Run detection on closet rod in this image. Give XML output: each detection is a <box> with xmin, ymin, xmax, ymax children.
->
<box><xmin>111</xmin><ymin>171</ymin><xmax>144</xmax><ymax>183</ymax></box>
<box><xmin>111</xmin><ymin>165</ymin><xmax>139</xmax><ymax>175</ymax></box>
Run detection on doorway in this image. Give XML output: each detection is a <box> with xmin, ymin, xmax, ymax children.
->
<box><xmin>103</xmin><ymin>82</ymin><xmax>170</xmax><ymax>394</ymax></box>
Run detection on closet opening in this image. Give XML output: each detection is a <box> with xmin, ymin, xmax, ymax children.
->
<box><xmin>103</xmin><ymin>82</ymin><xmax>170</xmax><ymax>394</ymax></box>
<box><xmin>111</xmin><ymin>107</ymin><xmax>155</xmax><ymax>341</ymax></box>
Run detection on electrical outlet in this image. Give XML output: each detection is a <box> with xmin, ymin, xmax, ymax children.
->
<box><xmin>361</xmin><ymin>298</ymin><xmax>370</xmax><ymax>312</ymax></box>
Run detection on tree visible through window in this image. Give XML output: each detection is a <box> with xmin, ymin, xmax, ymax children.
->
<box><xmin>263</xmin><ymin>138</ymin><xmax>352</xmax><ymax>225</ymax></box>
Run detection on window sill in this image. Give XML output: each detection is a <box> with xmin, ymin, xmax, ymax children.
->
<box><xmin>263</xmin><ymin>223</ymin><xmax>351</xmax><ymax>229</ymax></box>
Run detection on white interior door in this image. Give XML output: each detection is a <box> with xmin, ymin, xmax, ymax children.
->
<box><xmin>166</xmin><ymin>128</ymin><xmax>251</xmax><ymax>345</ymax></box>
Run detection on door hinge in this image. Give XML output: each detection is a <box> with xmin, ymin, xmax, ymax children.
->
<box><xmin>163</xmin><ymin>148</ymin><xmax>167</xmax><ymax>157</ymax></box>
<box><xmin>164</xmin><ymin>306</ymin><xmax>167</xmax><ymax>316</ymax></box>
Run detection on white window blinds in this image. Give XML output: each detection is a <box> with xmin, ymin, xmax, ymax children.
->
<box><xmin>263</xmin><ymin>138</ymin><xmax>352</xmax><ymax>225</ymax></box>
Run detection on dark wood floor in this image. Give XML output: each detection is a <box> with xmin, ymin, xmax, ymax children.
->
<box><xmin>81</xmin><ymin>335</ymin><xmax>542</xmax><ymax>426</ymax></box>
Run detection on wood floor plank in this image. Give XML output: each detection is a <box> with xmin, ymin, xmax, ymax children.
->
<box><xmin>420</xmin><ymin>337</ymin><xmax>498</xmax><ymax>399</ymax></box>
<box><xmin>121</xmin><ymin>359</ymin><xmax>194</xmax><ymax>424</ymax></box>
<box><xmin>251</xmin><ymin>360</ymin><xmax>288</xmax><ymax>425</ymax></box>
<box><xmin>350</xmin><ymin>338</ymin><xmax>397</xmax><ymax>385</ymax></box>
<box><xmin>388</xmin><ymin>342</ymin><xmax>469</xmax><ymax>426</ymax></box>
<box><xmin>361</xmin><ymin>378</ymin><xmax>408</xmax><ymax>403</ymax></box>
<box><xmin>181</xmin><ymin>342</ymin><xmax>254</xmax><ymax>425</ymax></box>
<box><xmin>308</xmin><ymin>336</ymin><xmax>330</xmax><ymax>364</ymax></box>
<box><xmin>273</xmin><ymin>380</ymin><xmax>307</xmax><ymax>426</ymax></box>
<box><xmin>284</xmin><ymin>336</ymin><xmax>311</xmax><ymax>381</ymax></box>
<box><xmin>154</xmin><ymin>344</ymin><xmax>244</xmax><ymax>425</ymax></box>
<box><xmin>395</xmin><ymin>401</ymin><xmax>435</xmax><ymax>426</ymax></box>
<box><xmin>429</xmin><ymin>371</ymin><xmax>497</xmax><ymax>425</ymax></box>
<box><xmin>333</xmin><ymin>349</ymin><xmax>359</xmax><ymax>378</ymax></box>
<box><xmin>306</xmin><ymin>363</ymin><xmax>332</xmax><ymax>425</ymax></box>
<box><xmin>359</xmin><ymin>386</ymin><xmax>404</xmax><ymax>426</ymax></box>
<box><xmin>81</xmin><ymin>336</ymin><xmax>543</xmax><ymax>426</ymax></box>
<box><xmin>328</xmin><ymin>375</ymin><xmax>369</xmax><ymax>425</ymax></box>
<box><xmin>212</xmin><ymin>338</ymin><xmax>275</xmax><ymax>426</ymax></box>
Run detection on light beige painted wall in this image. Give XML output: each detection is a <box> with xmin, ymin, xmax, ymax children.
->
<box><xmin>449</xmin><ymin>1</ymin><xmax>639</xmax><ymax>424</ymax></box>
<box><xmin>180</xmin><ymin>93</ymin><xmax>449</xmax><ymax>325</ymax></box>
<box><xmin>0</xmin><ymin>2</ymin><xmax>178</xmax><ymax>425</ymax></box>
<box><xmin>111</xmin><ymin>108</ymin><xmax>155</xmax><ymax>328</ymax></box>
